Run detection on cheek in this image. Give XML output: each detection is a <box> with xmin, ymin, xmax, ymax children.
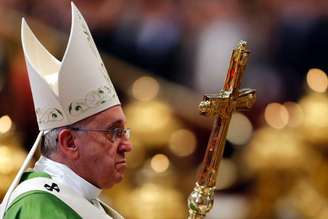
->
<box><xmin>103</xmin><ymin>143</ymin><xmax>118</xmax><ymax>162</ymax></box>
<box><xmin>89</xmin><ymin>141</ymin><xmax>117</xmax><ymax>163</ymax></box>
<box><xmin>76</xmin><ymin>135</ymin><xmax>118</xmax><ymax>164</ymax></box>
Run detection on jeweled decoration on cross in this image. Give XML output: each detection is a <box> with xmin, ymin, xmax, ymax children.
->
<box><xmin>187</xmin><ymin>40</ymin><xmax>256</xmax><ymax>219</ymax></box>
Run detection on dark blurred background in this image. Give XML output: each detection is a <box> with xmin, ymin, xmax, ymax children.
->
<box><xmin>0</xmin><ymin>1</ymin><xmax>328</xmax><ymax>219</ymax></box>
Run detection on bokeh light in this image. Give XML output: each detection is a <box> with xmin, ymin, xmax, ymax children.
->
<box><xmin>126</xmin><ymin>101</ymin><xmax>171</xmax><ymax>131</ymax></box>
<box><xmin>125</xmin><ymin>100</ymin><xmax>181</xmax><ymax>146</ymax></box>
<box><xmin>227</xmin><ymin>113</ymin><xmax>253</xmax><ymax>145</ymax></box>
<box><xmin>0</xmin><ymin>146</ymin><xmax>14</xmax><ymax>174</ymax></box>
<box><xmin>129</xmin><ymin>183</ymin><xmax>185</xmax><ymax>219</ymax></box>
<box><xmin>306</xmin><ymin>68</ymin><xmax>328</xmax><ymax>93</ymax></box>
<box><xmin>0</xmin><ymin>144</ymin><xmax>27</xmax><ymax>193</ymax></box>
<box><xmin>150</xmin><ymin>154</ymin><xmax>170</xmax><ymax>173</ymax></box>
<box><xmin>169</xmin><ymin>129</ymin><xmax>197</xmax><ymax>157</ymax></box>
<box><xmin>284</xmin><ymin>102</ymin><xmax>304</xmax><ymax>127</ymax></box>
<box><xmin>244</xmin><ymin>128</ymin><xmax>307</xmax><ymax>171</ymax></box>
<box><xmin>299</xmin><ymin>94</ymin><xmax>328</xmax><ymax>144</ymax></box>
<box><xmin>0</xmin><ymin>115</ymin><xmax>12</xmax><ymax>134</ymax></box>
<box><xmin>300</xmin><ymin>94</ymin><xmax>328</xmax><ymax>128</ymax></box>
<box><xmin>132</xmin><ymin>76</ymin><xmax>160</xmax><ymax>101</ymax></box>
<box><xmin>216</xmin><ymin>159</ymin><xmax>238</xmax><ymax>190</ymax></box>
<box><xmin>264</xmin><ymin>103</ymin><xmax>289</xmax><ymax>129</ymax></box>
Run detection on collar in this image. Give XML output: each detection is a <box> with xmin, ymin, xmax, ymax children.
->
<box><xmin>34</xmin><ymin>156</ymin><xmax>102</xmax><ymax>201</ymax></box>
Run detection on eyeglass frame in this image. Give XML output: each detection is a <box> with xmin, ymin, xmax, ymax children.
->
<box><xmin>69</xmin><ymin>127</ymin><xmax>131</xmax><ymax>142</ymax></box>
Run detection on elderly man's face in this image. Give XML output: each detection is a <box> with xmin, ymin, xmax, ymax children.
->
<box><xmin>73</xmin><ymin>105</ymin><xmax>132</xmax><ymax>188</ymax></box>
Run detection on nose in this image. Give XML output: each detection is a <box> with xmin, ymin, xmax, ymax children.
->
<box><xmin>118</xmin><ymin>140</ymin><xmax>133</xmax><ymax>153</ymax></box>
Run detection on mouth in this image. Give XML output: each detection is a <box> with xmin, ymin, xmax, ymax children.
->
<box><xmin>115</xmin><ymin>160</ymin><xmax>127</xmax><ymax>170</ymax></box>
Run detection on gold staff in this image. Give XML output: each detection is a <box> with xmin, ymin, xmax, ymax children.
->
<box><xmin>187</xmin><ymin>40</ymin><xmax>256</xmax><ymax>219</ymax></box>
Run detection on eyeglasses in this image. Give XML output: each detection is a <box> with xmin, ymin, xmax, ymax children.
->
<box><xmin>70</xmin><ymin>127</ymin><xmax>131</xmax><ymax>141</ymax></box>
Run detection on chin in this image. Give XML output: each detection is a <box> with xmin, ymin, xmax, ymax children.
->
<box><xmin>101</xmin><ymin>181</ymin><xmax>116</xmax><ymax>189</ymax></box>
<box><xmin>102</xmin><ymin>175</ymin><xmax>124</xmax><ymax>189</ymax></box>
<box><xmin>114</xmin><ymin>174</ymin><xmax>124</xmax><ymax>183</ymax></box>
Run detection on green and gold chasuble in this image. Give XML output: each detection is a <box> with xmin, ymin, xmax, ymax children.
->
<box><xmin>4</xmin><ymin>171</ymin><xmax>122</xmax><ymax>219</ymax></box>
<box><xmin>4</xmin><ymin>171</ymin><xmax>81</xmax><ymax>219</ymax></box>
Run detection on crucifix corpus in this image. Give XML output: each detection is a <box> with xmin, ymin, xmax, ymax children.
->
<box><xmin>187</xmin><ymin>40</ymin><xmax>256</xmax><ymax>219</ymax></box>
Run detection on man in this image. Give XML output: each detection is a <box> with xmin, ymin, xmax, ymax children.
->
<box><xmin>0</xmin><ymin>2</ymin><xmax>132</xmax><ymax>219</ymax></box>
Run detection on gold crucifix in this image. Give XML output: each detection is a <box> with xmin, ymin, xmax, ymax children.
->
<box><xmin>187</xmin><ymin>40</ymin><xmax>256</xmax><ymax>219</ymax></box>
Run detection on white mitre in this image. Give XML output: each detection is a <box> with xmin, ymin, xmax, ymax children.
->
<box><xmin>0</xmin><ymin>2</ymin><xmax>120</xmax><ymax>216</ymax></box>
<box><xmin>22</xmin><ymin>2</ymin><xmax>119</xmax><ymax>131</ymax></box>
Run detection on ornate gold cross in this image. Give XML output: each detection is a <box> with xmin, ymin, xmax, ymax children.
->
<box><xmin>187</xmin><ymin>41</ymin><xmax>256</xmax><ymax>219</ymax></box>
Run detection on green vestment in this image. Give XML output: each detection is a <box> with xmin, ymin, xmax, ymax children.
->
<box><xmin>4</xmin><ymin>171</ymin><xmax>81</xmax><ymax>219</ymax></box>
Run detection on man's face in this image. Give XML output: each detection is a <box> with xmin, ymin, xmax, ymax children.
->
<box><xmin>73</xmin><ymin>105</ymin><xmax>132</xmax><ymax>188</ymax></box>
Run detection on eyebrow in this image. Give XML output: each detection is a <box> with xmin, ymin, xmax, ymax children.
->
<box><xmin>105</xmin><ymin>119</ymin><xmax>125</xmax><ymax>129</ymax></box>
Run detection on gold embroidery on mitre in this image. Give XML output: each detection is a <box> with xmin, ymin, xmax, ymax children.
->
<box><xmin>68</xmin><ymin>85</ymin><xmax>117</xmax><ymax>116</ymax></box>
<box><xmin>35</xmin><ymin>108</ymin><xmax>64</xmax><ymax>124</ymax></box>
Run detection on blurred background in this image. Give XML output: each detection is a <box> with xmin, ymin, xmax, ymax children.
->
<box><xmin>0</xmin><ymin>0</ymin><xmax>328</xmax><ymax>219</ymax></box>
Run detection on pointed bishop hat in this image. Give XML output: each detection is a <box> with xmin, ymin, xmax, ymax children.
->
<box><xmin>0</xmin><ymin>2</ymin><xmax>120</xmax><ymax>216</ymax></box>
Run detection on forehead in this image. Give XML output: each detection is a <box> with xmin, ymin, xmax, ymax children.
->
<box><xmin>88</xmin><ymin>105</ymin><xmax>126</xmax><ymax>128</ymax></box>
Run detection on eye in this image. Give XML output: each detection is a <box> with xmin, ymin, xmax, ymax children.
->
<box><xmin>115</xmin><ymin>128</ymin><xmax>124</xmax><ymax>137</ymax></box>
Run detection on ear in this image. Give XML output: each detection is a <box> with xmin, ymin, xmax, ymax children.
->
<box><xmin>57</xmin><ymin>129</ymin><xmax>79</xmax><ymax>159</ymax></box>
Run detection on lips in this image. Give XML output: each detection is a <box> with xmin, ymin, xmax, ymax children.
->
<box><xmin>115</xmin><ymin>160</ymin><xmax>127</xmax><ymax>170</ymax></box>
